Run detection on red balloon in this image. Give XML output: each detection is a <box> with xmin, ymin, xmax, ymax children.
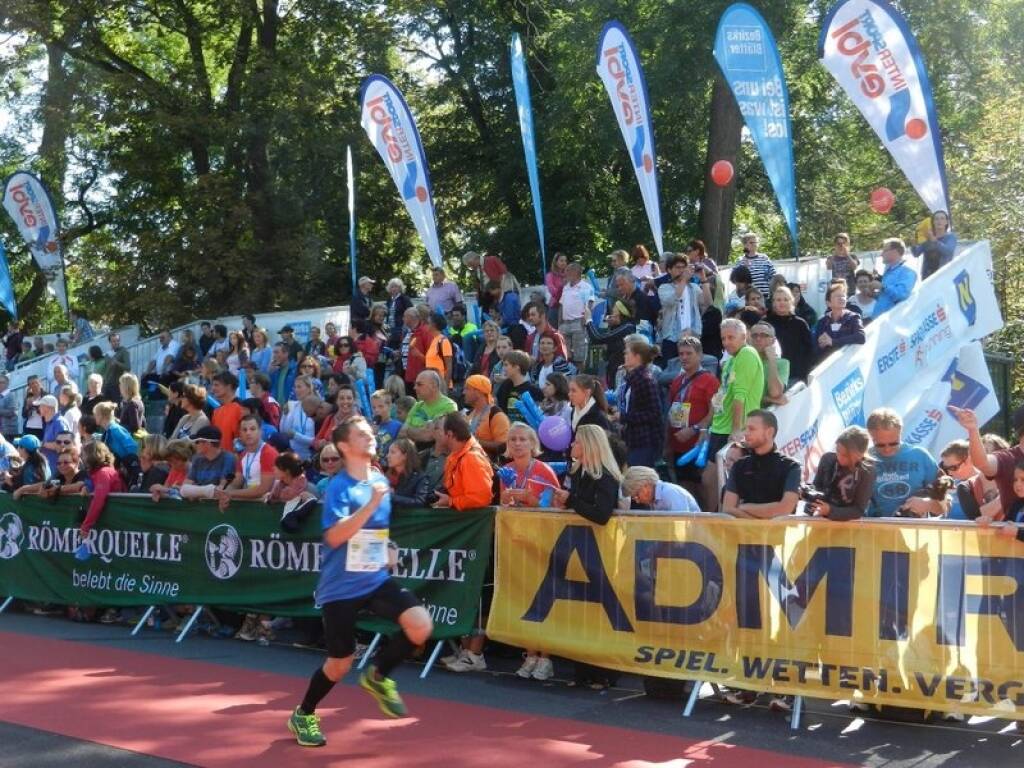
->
<box><xmin>870</xmin><ymin>187</ymin><xmax>895</xmax><ymax>214</ymax></box>
<box><xmin>710</xmin><ymin>160</ymin><xmax>734</xmax><ymax>187</ymax></box>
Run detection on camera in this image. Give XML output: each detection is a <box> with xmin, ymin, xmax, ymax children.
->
<box><xmin>799</xmin><ymin>485</ymin><xmax>826</xmax><ymax>504</ymax></box>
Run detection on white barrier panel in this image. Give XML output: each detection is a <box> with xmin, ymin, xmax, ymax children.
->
<box><xmin>773</xmin><ymin>241</ymin><xmax>1003</xmax><ymax>477</ymax></box>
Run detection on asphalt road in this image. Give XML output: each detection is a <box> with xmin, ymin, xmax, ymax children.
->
<box><xmin>0</xmin><ymin>610</ymin><xmax>1020</xmax><ymax>767</ymax></box>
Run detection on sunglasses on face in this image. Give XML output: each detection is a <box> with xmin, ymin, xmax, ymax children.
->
<box><xmin>321</xmin><ymin>456</ymin><xmax>341</xmax><ymax>464</ymax></box>
<box><xmin>300</xmin><ymin>364</ymin><xmax>315</xmax><ymax>370</ymax></box>
<box><xmin>941</xmin><ymin>461</ymin><xmax>964</xmax><ymax>473</ymax></box>
<box><xmin>874</xmin><ymin>441</ymin><xmax>900</xmax><ymax>449</ymax></box>
<box><xmin>55</xmin><ymin>439</ymin><xmax>73</xmax><ymax>446</ymax></box>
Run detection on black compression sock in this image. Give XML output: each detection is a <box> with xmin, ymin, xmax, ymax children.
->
<box><xmin>375</xmin><ymin>633</ymin><xmax>416</xmax><ymax>678</ymax></box>
<box><xmin>300</xmin><ymin>667</ymin><xmax>336</xmax><ymax>714</ymax></box>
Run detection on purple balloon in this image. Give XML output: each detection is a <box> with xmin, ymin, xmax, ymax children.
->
<box><xmin>538</xmin><ymin>416</ymin><xmax>572</xmax><ymax>452</ymax></box>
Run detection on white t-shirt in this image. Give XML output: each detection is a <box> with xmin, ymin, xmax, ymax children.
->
<box><xmin>559</xmin><ymin>280</ymin><xmax>595</xmax><ymax>322</ymax></box>
<box><xmin>151</xmin><ymin>340</ymin><xmax>180</xmax><ymax>370</ymax></box>
<box><xmin>236</xmin><ymin>443</ymin><xmax>276</xmax><ymax>489</ymax></box>
<box><xmin>281</xmin><ymin>402</ymin><xmax>316</xmax><ymax>460</ymax></box>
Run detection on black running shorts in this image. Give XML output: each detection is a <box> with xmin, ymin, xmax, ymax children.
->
<box><xmin>320</xmin><ymin>578</ymin><xmax>421</xmax><ymax>659</ymax></box>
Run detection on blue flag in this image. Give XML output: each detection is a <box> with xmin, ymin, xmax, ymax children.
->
<box><xmin>714</xmin><ymin>4</ymin><xmax>799</xmax><ymax>257</ymax></box>
<box><xmin>0</xmin><ymin>241</ymin><xmax>16</xmax><ymax>320</ymax></box>
<box><xmin>510</xmin><ymin>33</ymin><xmax>547</xmax><ymax>277</ymax></box>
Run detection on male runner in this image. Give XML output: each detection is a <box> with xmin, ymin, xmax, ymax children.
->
<box><xmin>289</xmin><ymin>415</ymin><xmax>433</xmax><ymax>747</ymax></box>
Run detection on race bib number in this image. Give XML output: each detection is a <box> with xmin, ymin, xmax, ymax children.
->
<box><xmin>668</xmin><ymin>401</ymin><xmax>691</xmax><ymax>429</ymax></box>
<box><xmin>346</xmin><ymin>528</ymin><xmax>390</xmax><ymax>572</ymax></box>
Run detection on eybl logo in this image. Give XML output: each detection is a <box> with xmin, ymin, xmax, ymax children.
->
<box><xmin>603</xmin><ymin>42</ymin><xmax>652</xmax><ymax>174</ymax></box>
<box><xmin>953</xmin><ymin>270</ymin><xmax>976</xmax><ymax>326</ymax></box>
<box><xmin>831</xmin><ymin>370</ymin><xmax>866</xmax><ymax>427</ymax></box>
<box><xmin>830</xmin><ymin>13</ymin><xmax>926</xmax><ymax>143</ymax></box>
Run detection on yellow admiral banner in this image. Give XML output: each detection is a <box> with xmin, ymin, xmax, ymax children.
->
<box><xmin>487</xmin><ymin>509</ymin><xmax>1024</xmax><ymax>719</ymax></box>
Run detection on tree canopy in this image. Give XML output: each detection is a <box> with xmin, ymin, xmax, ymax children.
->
<box><xmin>0</xmin><ymin>0</ymin><xmax>1020</xmax><ymax>403</ymax></box>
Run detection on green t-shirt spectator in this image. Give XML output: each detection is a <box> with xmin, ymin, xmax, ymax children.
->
<box><xmin>403</xmin><ymin>395</ymin><xmax>458</xmax><ymax>431</ymax></box>
<box><xmin>711</xmin><ymin>346</ymin><xmax>765</xmax><ymax>436</ymax></box>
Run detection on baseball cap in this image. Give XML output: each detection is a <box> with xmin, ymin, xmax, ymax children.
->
<box><xmin>465</xmin><ymin>375</ymin><xmax>492</xmax><ymax>400</ymax></box>
<box><xmin>34</xmin><ymin>395</ymin><xmax>59</xmax><ymax>409</ymax></box>
<box><xmin>192</xmin><ymin>426</ymin><xmax>223</xmax><ymax>444</ymax></box>
<box><xmin>279</xmin><ymin>324</ymin><xmax>294</xmax><ymax>333</ymax></box>
<box><xmin>14</xmin><ymin>435</ymin><xmax>41</xmax><ymax>452</ymax></box>
<box><xmin>358</xmin><ymin>276</ymin><xmax>376</xmax><ymax>286</ymax></box>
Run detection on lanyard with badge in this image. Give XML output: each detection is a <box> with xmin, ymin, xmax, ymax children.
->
<box><xmin>242</xmin><ymin>444</ymin><xmax>263</xmax><ymax>488</ymax></box>
<box><xmin>669</xmin><ymin>372</ymin><xmax>699</xmax><ymax>428</ymax></box>
<box><xmin>345</xmin><ymin>479</ymin><xmax>389</xmax><ymax>572</ymax></box>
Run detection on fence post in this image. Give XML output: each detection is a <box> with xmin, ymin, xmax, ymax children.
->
<box><xmin>419</xmin><ymin>640</ymin><xmax>446</xmax><ymax>679</ymax></box>
<box><xmin>356</xmin><ymin>633</ymin><xmax>382</xmax><ymax>670</ymax></box>
<box><xmin>175</xmin><ymin>606</ymin><xmax>205</xmax><ymax>644</ymax></box>
<box><xmin>130</xmin><ymin>606</ymin><xmax>156</xmax><ymax>636</ymax></box>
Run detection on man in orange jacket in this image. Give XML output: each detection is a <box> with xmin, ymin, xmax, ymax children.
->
<box><xmin>433</xmin><ymin>412</ymin><xmax>494</xmax><ymax>511</ymax></box>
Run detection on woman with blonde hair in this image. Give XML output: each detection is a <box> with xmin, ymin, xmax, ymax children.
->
<box><xmin>499</xmin><ymin>423</ymin><xmax>560</xmax><ymax>508</ymax></box>
<box><xmin>117</xmin><ymin>372</ymin><xmax>146</xmax><ymax>434</ymax></box>
<box><xmin>553</xmin><ymin>424</ymin><xmax>622</xmax><ymax>525</ymax></box>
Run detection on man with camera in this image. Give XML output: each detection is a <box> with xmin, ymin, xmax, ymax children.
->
<box><xmin>804</xmin><ymin>426</ymin><xmax>875</xmax><ymax>520</ymax></box>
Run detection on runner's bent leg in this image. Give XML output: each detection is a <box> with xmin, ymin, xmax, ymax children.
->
<box><xmin>375</xmin><ymin>605</ymin><xmax>432</xmax><ymax>677</ymax></box>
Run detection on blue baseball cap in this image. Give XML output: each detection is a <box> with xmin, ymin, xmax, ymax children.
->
<box><xmin>14</xmin><ymin>435</ymin><xmax>41</xmax><ymax>452</ymax></box>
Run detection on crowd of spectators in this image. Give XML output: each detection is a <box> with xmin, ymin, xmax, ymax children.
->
<box><xmin>5</xmin><ymin>221</ymin><xmax>1021</xmax><ymax>723</ymax></box>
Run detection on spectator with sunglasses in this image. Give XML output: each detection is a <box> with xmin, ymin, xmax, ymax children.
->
<box><xmin>865</xmin><ymin>408</ymin><xmax>948</xmax><ymax>518</ymax></box>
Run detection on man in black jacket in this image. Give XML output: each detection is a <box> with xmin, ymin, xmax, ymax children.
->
<box><xmin>721</xmin><ymin>409</ymin><xmax>799</xmax><ymax>519</ymax></box>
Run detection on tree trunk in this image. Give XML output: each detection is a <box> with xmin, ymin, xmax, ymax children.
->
<box><xmin>242</xmin><ymin>0</ymin><xmax>280</xmax><ymax>308</ymax></box>
<box><xmin>698</xmin><ymin>74</ymin><xmax>742</xmax><ymax>266</ymax></box>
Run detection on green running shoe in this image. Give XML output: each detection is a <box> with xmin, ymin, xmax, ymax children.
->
<box><xmin>288</xmin><ymin>706</ymin><xmax>326</xmax><ymax>747</ymax></box>
<box><xmin>359</xmin><ymin>665</ymin><xmax>407</xmax><ymax>717</ymax></box>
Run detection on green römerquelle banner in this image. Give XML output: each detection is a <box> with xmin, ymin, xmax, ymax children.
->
<box><xmin>0</xmin><ymin>494</ymin><xmax>494</xmax><ymax>639</ymax></box>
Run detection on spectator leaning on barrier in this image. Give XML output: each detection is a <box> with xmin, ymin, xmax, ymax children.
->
<box><xmin>806</xmin><ymin>426</ymin><xmax>875</xmax><ymax>520</ymax></box>
<box><xmin>552</xmin><ymin>424</ymin><xmax>622</xmax><ymax>525</ymax></box>
<box><xmin>78</xmin><ymin>441</ymin><xmax>126</xmax><ymax>541</ymax></box>
<box><xmin>179</xmin><ymin>426</ymin><xmax>236</xmax><ymax>499</ymax></box>
<box><xmin>433</xmin><ymin>412</ymin><xmax>494</xmax><ymax>511</ymax></box>
<box><xmin>952</xmin><ymin>404</ymin><xmax>1024</xmax><ymax>520</ymax></box>
<box><xmin>865</xmin><ymin>408</ymin><xmax>948</xmax><ymax>518</ymax></box>
<box><xmin>871</xmin><ymin>238</ymin><xmax>917</xmax><ymax>319</ymax></box>
<box><xmin>938</xmin><ymin>439</ymin><xmax>1001</xmax><ymax>521</ymax></box>
<box><xmin>38</xmin><ymin>395</ymin><xmax>71</xmax><ymax>475</ymax></box>
<box><xmin>622</xmin><ymin>465</ymin><xmax>701</xmax><ymax>513</ymax></box>
<box><xmin>721</xmin><ymin>410</ymin><xmax>800</xmax><ymax>520</ymax></box>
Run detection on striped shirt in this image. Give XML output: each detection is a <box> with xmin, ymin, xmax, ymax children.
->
<box><xmin>736</xmin><ymin>253</ymin><xmax>777</xmax><ymax>299</ymax></box>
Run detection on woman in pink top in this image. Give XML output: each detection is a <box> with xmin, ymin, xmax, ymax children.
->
<box><xmin>544</xmin><ymin>252</ymin><xmax>568</xmax><ymax>325</ymax></box>
<box><xmin>79</xmin><ymin>442</ymin><xmax>126</xmax><ymax>538</ymax></box>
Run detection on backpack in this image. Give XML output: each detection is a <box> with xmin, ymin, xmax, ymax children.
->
<box><xmin>438</xmin><ymin>337</ymin><xmax>469</xmax><ymax>383</ymax></box>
